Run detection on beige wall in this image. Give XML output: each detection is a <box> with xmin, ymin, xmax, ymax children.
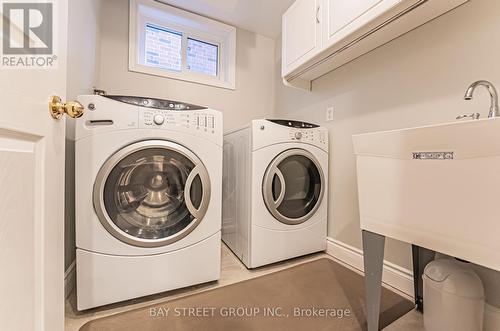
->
<box><xmin>97</xmin><ymin>0</ymin><xmax>276</xmax><ymax>132</ymax></box>
<box><xmin>274</xmin><ymin>0</ymin><xmax>500</xmax><ymax>270</ymax></box>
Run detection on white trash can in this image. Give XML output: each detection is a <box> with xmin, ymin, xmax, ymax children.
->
<box><xmin>423</xmin><ymin>259</ymin><xmax>485</xmax><ymax>331</ymax></box>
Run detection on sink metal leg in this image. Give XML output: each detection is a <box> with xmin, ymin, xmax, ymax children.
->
<box><xmin>412</xmin><ymin>245</ymin><xmax>435</xmax><ymax>311</ymax></box>
<box><xmin>362</xmin><ymin>230</ymin><xmax>386</xmax><ymax>331</ymax></box>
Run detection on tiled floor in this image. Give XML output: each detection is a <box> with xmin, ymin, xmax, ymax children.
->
<box><xmin>65</xmin><ymin>244</ymin><xmax>424</xmax><ymax>331</ymax></box>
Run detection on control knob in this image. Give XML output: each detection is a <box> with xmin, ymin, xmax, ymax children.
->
<box><xmin>294</xmin><ymin>132</ymin><xmax>303</xmax><ymax>140</ymax></box>
<box><xmin>153</xmin><ymin>114</ymin><xmax>165</xmax><ymax>125</ymax></box>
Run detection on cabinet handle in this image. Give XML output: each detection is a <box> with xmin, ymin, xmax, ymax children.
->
<box><xmin>316</xmin><ymin>5</ymin><xmax>321</xmax><ymax>24</ymax></box>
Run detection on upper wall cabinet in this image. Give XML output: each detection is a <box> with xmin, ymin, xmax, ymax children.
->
<box><xmin>323</xmin><ymin>0</ymin><xmax>388</xmax><ymax>45</ymax></box>
<box><xmin>282</xmin><ymin>0</ymin><xmax>322</xmax><ymax>81</ymax></box>
<box><xmin>282</xmin><ymin>0</ymin><xmax>468</xmax><ymax>90</ymax></box>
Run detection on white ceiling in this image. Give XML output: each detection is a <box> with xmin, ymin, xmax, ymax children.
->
<box><xmin>158</xmin><ymin>0</ymin><xmax>295</xmax><ymax>39</ymax></box>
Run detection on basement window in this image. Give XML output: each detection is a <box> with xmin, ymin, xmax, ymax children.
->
<box><xmin>129</xmin><ymin>0</ymin><xmax>236</xmax><ymax>89</ymax></box>
<box><xmin>144</xmin><ymin>25</ymin><xmax>182</xmax><ymax>72</ymax></box>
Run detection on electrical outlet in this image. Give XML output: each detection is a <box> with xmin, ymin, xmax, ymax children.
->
<box><xmin>326</xmin><ymin>107</ymin><xmax>334</xmax><ymax>122</ymax></box>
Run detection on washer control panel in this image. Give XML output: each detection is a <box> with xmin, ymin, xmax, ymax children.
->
<box><xmin>75</xmin><ymin>95</ymin><xmax>222</xmax><ymax>145</ymax></box>
<box><xmin>141</xmin><ymin>108</ymin><xmax>219</xmax><ymax>135</ymax></box>
<box><xmin>193</xmin><ymin>113</ymin><xmax>216</xmax><ymax>129</ymax></box>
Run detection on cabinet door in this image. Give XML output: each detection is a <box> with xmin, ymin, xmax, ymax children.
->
<box><xmin>324</xmin><ymin>0</ymin><xmax>392</xmax><ymax>45</ymax></box>
<box><xmin>282</xmin><ymin>0</ymin><xmax>322</xmax><ymax>75</ymax></box>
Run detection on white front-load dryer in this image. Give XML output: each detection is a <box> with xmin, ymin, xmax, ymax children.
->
<box><xmin>75</xmin><ymin>95</ymin><xmax>222</xmax><ymax>310</ymax></box>
<box><xmin>222</xmin><ymin>119</ymin><xmax>328</xmax><ymax>268</ymax></box>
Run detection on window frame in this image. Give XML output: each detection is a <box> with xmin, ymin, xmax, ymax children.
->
<box><xmin>129</xmin><ymin>0</ymin><xmax>236</xmax><ymax>89</ymax></box>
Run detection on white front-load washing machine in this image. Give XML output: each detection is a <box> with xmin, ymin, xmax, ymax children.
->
<box><xmin>222</xmin><ymin>119</ymin><xmax>328</xmax><ymax>268</ymax></box>
<box><xmin>75</xmin><ymin>95</ymin><xmax>222</xmax><ymax>310</ymax></box>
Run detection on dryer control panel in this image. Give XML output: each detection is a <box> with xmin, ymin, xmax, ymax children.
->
<box><xmin>251</xmin><ymin>119</ymin><xmax>328</xmax><ymax>152</ymax></box>
<box><xmin>287</xmin><ymin>128</ymin><xmax>327</xmax><ymax>145</ymax></box>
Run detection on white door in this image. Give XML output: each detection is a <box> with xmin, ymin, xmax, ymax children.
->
<box><xmin>282</xmin><ymin>0</ymin><xmax>322</xmax><ymax>76</ymax></box>
<box><xmin>0</xmin><ymin>1</ymin><xmax>73</xmax><ymax>330</ymax></box>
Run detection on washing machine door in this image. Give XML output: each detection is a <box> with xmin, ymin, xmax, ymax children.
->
<box><xmin>262</xmin><ymin>148</ymin><xmax>325</xmax><ymax>225</ymax></box>
<box><xmin>93</xmin><ymin>140</ymin><xmax>210</xmax><ymax>247</ymax></box>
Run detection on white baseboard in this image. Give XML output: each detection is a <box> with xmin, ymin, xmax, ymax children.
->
<box><xmin>326</xmin><ymin>237</ymin><xmax>414</xmax><ymax>299</ymax></box>
<box><xmin>65</xmin><ymin>260</ymin><xmax>76</xmax><ymax>298</ymax></box>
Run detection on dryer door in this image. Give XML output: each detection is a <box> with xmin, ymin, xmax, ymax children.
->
<box><xmin>263</xmin><ymin>149</ymin><xmax>325</xmax><ymax>225</ymax></box>
<box><xmin>93</xmin><ymin>140</ymin><xmax>210</xmax><ymax>247</ymax></box>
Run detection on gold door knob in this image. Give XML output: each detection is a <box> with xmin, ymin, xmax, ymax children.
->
<box><xmin>49</xmin><ymin>95</ymin><xmax>84</xmax><ymax>119</ymax></box>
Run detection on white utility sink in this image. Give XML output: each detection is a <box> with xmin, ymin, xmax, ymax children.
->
<box><xmin>353</xmin><ymin>118</ymin><xmax>500</xmax><ymax>272</ymax></box>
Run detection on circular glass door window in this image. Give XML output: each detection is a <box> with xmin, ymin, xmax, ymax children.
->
<box><xmin>263</xmin><ymin>149</ymin><xmax>324</xmax><ymax>225</ymax></box>
<box><xmin>94</xmin><ymin>140</ymin><xmax>210</xmax><ymax>247</ymax></box>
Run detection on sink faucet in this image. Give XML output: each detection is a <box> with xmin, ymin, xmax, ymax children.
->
<box><xmin>464</xmin><ymin>80</ymin><xmax>500</xmax><ymax>118</ymax></box>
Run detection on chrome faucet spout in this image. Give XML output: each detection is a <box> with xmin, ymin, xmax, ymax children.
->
<box><xmin>464</xmin><ymin>80</ymin><xmax>500</xmax><ymax>118</ymax></box>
